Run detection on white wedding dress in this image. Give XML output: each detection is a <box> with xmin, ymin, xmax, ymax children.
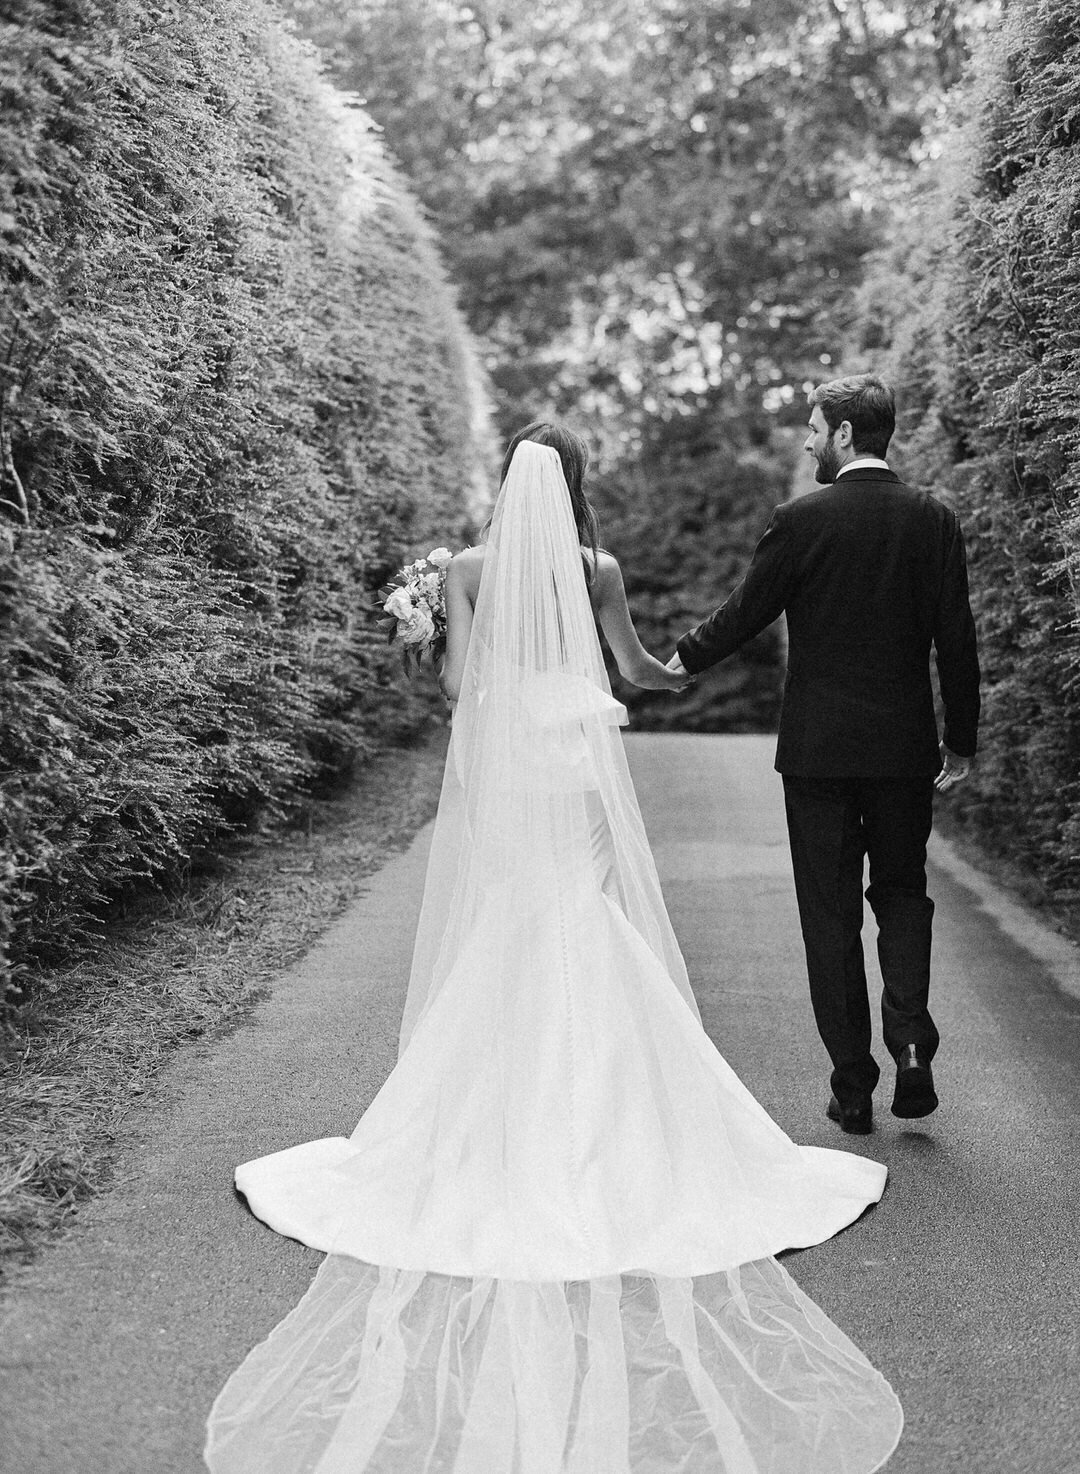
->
<box><xmin>205</xmin><ymin>443</ymin><xmax>902</xmax><ymax>1473</ymax></box>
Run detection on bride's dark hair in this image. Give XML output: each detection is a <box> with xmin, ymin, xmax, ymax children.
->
<box><xmin>497</xmin><ymin>420</ymin><xmax>602</xmax><ymax>582</ymax></box>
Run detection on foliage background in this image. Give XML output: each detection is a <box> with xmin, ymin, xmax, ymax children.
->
<box><xmin>284</xmin><ymin>0</ymin><xmax>990</xmax><ymax>729</ymax></box>
<box><xmin>6</xmin><ymin>0</ymin><xmax>1078</xmax><ymax>1014</ymax></box>
<box><xmin>850</xmin><ymin>0</ymin><xmax>1080</xmax><ymax>909</ymax></box>
<box><xmin>0</xmin><ymin>0</ymin><xmax>490</xmax><ymax>1013</ymax></box>
<box><xmin>286</xmin><ymin>0</ymin><xmax>1079</xmax><ymax>902</ymax></box>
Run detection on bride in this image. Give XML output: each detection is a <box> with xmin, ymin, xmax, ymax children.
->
<box><xmin>205</xmin><ymin>424</ymin><xmax>903</xmax><ymax>1472</ymax></box>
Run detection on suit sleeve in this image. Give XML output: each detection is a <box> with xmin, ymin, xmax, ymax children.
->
<box><xmin>676</xmin><ymin>506</ymin><xmax>793</xmax><ymax>675</ymax></box>
<box><xmin>934</xmin><ymin>512</ymin><xmax>981</xmax><ymax>758</ymax></box>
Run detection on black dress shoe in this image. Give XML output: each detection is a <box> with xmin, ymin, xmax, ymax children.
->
<box><xmin>891</xmin><ymin>1044</ymin><xmax>938</xmax><ymax>1118</ymax></box>
<box><xmin>826</xmin><ymin>1094</ymin><xmax>873</xmax><ymax>1135</ymax></box>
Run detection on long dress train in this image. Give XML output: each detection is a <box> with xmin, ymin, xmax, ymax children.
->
<box><xmin>204</xmin><ymin>442</ymin><xmax>902</xmax><ymax>1473</ymax></box>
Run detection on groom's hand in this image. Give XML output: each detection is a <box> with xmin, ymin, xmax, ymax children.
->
<box><xmin>935</xmin><ymin>743</ymin><xmax>972</xmax><ymax>792</ymax></box>
<box><xmin>666</xmin><ymin>653</ymin><xmax>688</xmax><ymax>677</ymax></box>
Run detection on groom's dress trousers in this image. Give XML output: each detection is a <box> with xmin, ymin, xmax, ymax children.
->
<box><xmin>677</xmin><ymin>469</ymin><xmax>980</xmax><ymax>1105</ymax></box>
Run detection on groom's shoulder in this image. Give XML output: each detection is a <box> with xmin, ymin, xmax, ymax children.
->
<box><xmin>783</xmin><ymin>476</ymin><xmax>957</xmax><ymax>524</ymax></box>
<box><xmin>889</xmin><ymin>477</ymin><xmax>963</xmax><ymax>527</ymax></box>
<box><xmin>776</xmin><ymin>484</ymin><xmax>842</xmax><ymax>520</ymax></box>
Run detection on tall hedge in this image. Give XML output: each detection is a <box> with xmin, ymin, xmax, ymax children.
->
<box><xmin>853</xmin><ymin>0</ymin><xmax>1080</xmax><ymax>905</ymax></box>
<box><xmin>593</xmin><ymin>413</ymin><xmax>786</xmax><ymax>733</ymax></box>
<box><xmin>0</xmin><ymin>0</ymin><xmax>491</xmax><ymax>1009</ymax></box>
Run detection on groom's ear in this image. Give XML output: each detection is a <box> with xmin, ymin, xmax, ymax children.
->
<box><xmin>836</xmin><ymin>419</ymin><xmax>854</xmax><ymax>449</ymax></box>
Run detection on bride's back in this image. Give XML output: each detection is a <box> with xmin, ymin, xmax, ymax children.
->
<box><xmin>453</xmin><ymin>539</ymin><xmax>611</xmax><ymax>612</ymax></box>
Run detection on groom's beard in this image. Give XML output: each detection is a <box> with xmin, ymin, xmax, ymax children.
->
<box><xmin>814</xmin><ymin>436</ymin><xmax>843</xmax><ymax>484</ymax></box>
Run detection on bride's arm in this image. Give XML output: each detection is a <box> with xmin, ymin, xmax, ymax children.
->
<box><xmin>593</xmin><ymin>553</ymin><xmax>689</xmax><ymax>691</ymax></box>
<box><xmin>438</xmin><ymin>551</ymin><xmax>477</xmax><ymax>703</ymax></box>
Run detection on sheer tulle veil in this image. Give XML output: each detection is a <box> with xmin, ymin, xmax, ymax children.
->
<box><xmin>204</xmin><ymin>440</ymin><xmax>903</xmax><ymax>1473</ymax></box>
<box><xmin>400</xmin><ymin>439</ymin><xmax>699</xmax><ymax>1049</ymax></box>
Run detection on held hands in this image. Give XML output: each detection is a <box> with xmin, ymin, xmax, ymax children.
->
<box><xmin>935</xmin><ymin>743</ymin><xmax>972</xmax><ymax>793</ymax></box>
<box><xmin>665</xmin><ymin>652</ymin><xmax>694</xmax><ymax>692</ymax></box>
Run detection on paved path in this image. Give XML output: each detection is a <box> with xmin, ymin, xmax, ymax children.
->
<box><xmin>2</xmin><ymin>734</ymin><xmax>1079</xmax><ymax>1474</ymax></box>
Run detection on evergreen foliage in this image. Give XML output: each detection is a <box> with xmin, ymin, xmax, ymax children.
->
<box><xmin>0</xmin><ymin>0</ymin><xmax>489</xmax><ymax>1013</ymax></box>
<box><xmin>283</xmin><ymin>0</ymin><xmax>986</xmax><ymax>734</ymax></box>
<box><xmin>593</xmin><ymin>415</ymin><xmax>786</xmax><ymax>731</ymax></box>
<box><xmin>854</xmin><ymin>0</ymin><xmax>1080</xmax><ymax>905</ymax></box>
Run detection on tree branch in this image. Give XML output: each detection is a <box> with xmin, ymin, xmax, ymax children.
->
<box><xmin>0</xmin><ymin>377</ymin><xmax>29</xmax><ymax>528</ymax></box>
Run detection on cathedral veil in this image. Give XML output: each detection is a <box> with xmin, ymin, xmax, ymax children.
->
<box><xmin>204</xmin><ymin>442</ymin><xmax>903</xmax><ymax>1473</ymax></box>
<box><xmin>400</xmin><ymin>438</ymin><xmax>699</xmax><ymax>1049</ymax></box>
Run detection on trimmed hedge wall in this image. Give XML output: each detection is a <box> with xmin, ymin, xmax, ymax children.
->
<box><xmin>0</xmin><ymin>0</ymin><xmax>490</xmax><ymax>1009</ymax></box>
<box><xmin>854</xmin><ymin>0</ymin><xmax>1080</xmax><ymax>906</ymax></box>
<box><xmin>593</xmin><ymin>414</ymin><xmax>786</xmax><ymax>733</ymax></box>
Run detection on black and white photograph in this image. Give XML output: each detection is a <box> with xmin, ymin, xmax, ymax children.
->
<box><xmin>1</xmin><ymin>1</ymin><xmax>1078</xmax><ymax>1470</ymax></box>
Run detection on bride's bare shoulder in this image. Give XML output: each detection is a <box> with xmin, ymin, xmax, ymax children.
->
<box><xmin>590</xmin><ymin>548</ymin><xmax>623</xmax><ymax>599</ymax></box>
<box><xmin>449</xmin><ymin>543</ymin><xmax>486</xmax><ymax>596</ymax></box>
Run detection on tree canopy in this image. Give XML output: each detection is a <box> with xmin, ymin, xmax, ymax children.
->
<box><xmin>284</xmin><ymin>0</ymin><xmax>991</xmax><ymax>725</ymax></box>
<box><xmin>288</xmin><ymin>0</ymin><xmax>982</xmax><ymax>439</ymax></box>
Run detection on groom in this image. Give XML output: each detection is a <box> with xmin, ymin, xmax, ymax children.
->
<box><xmin>669</xmin><ymin>374</ymin><xmax>980</xmax><ymax>1134</ymax></box>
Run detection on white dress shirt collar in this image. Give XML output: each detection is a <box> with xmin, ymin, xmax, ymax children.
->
<box><xmin>836</xmin><ymin>457</ymin><xmax>891</xmax><ymax>477</ymax></box>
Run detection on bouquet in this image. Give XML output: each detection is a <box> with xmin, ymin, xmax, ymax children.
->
<box><xmin>378</xmin><ymin>546</ymin><xmax>455</xmax><ymax>672</ymax></box>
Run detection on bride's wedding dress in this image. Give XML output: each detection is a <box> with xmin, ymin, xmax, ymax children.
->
<box><xmin>205</xmin><ymin>443</ymin><xmax>902</xmax><ymax>1473</ymax></box>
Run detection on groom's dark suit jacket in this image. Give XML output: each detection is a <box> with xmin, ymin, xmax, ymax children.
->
<box><xmin>676</xmin><ymin>468</ymin><xmax>980</xmax><ymax>777</ymax></box>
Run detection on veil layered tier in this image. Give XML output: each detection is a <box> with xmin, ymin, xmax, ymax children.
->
<box><xmin>205</xmin><ymin>443</ymin><xmax>902</xmax><ymax>1472</ymax></box>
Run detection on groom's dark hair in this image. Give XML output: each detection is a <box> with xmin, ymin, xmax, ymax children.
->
<box><xmin>809</xmin><ymin>375</ymin><xmax>895</xmax><ymax>459</ymax></box>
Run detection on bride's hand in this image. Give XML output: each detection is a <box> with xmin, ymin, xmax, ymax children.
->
<box><xmin>665</xmin><ymin>653</ymin><xmax>694</xmax><ymax>692</ymax></box>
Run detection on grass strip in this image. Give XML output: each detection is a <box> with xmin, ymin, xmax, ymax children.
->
<box><xmin>0</xmin><ymin>727</ymin><xmax>448</xmax><ymax>1277</ymax></box>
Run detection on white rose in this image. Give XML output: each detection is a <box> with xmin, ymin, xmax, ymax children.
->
<box><xmin>384</xmin><ymin>586</ymin><xmax>414</xmax><ymax>621</ymax></box>
<box><xmin>420</xmin><ymin>572</ymin><xmax>442</xmax><ymax>600</ymax></box>
<box><xmin>427</xmin><ymin>546</ymin><xmax>453</xmax><ymax>569</ymax></box>
<box><xmin>401</xmin><ymin>605</ymin><xmax>435</xmax><ymax>646</ymax></box>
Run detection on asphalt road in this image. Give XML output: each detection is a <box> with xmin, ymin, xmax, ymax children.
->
<box><xmin>2</xmin><ymin>733</ymin><xmax>1079</xmax><ymax>1474</ymax></box>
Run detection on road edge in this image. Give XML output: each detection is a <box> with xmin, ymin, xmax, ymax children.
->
<box><xmin>929</xmin><ymin>830</ymin><xmax>1080</xmax><ymax>1003</ymax></box>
